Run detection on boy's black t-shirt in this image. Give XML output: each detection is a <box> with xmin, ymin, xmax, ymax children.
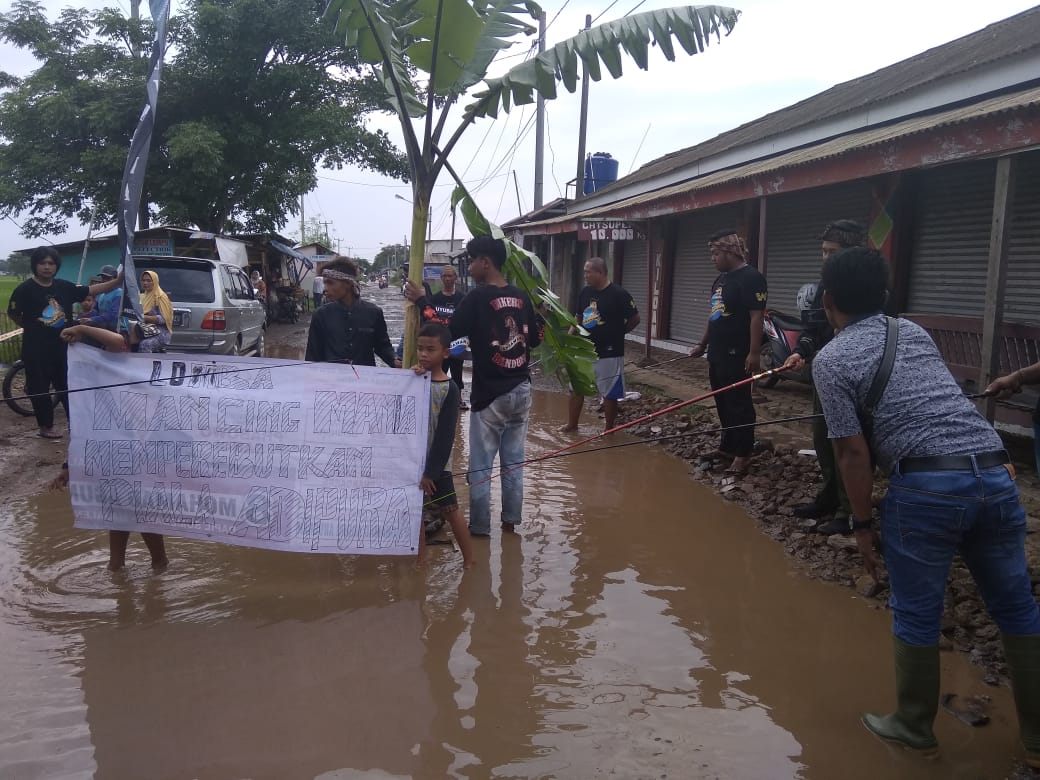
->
<box><xmin>575</xmin><ymin>283</ymin><xmax>637</xmax><ymax>358</ymax></box>
<box><xmin>7</xmin><ymin>278</ymin><xmax>89</xmax><ymax>351</ymax></box>
<box><xmin>450</xmin><ymin>283</ymin><xmax>541</xmax><ymax>411</ymax></box>
<box><xmin>706</xmin><ymin>264</ymin><xmax>767</xmax><ymax>363</ymax></box>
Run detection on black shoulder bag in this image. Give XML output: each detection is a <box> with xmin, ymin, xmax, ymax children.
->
<box><xmin>858</xmin><ymin>316</ymin><xmax>899</xmax><ymax>465</ymax></box>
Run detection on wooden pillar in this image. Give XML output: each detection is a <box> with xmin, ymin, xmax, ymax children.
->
<box><xmin>978</xmin><ymin>155</ymin><xmax>1017</xmax><ymax>421</ymax></box>
<box><xmin>756</xmin><ymin>197</ymin><xmax>768</xmax><ymax>275</ymax></box>
<box><xmin>644</xmin><ymin>232</ymin><xmax>653</xmax><ymax>360</ymax></box>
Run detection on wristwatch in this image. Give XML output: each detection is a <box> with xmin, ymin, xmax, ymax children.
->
<box><xmin>850</xmin><ymin>515</ymin><xmax>873</xmax><ymax>532</ymax></box>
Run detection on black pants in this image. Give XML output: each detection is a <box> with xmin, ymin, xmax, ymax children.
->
<box><xmin>446</xmin><ymin>357</ymin><xmax>465</xmax><ymax>392</ymax></box>
<box><xmin>811</xmin><ymin>388</ymin><xmax>851</xmax><ymax>514</ymax></box>
<box><xmin>709</xmin><ymin>357</ymin><xmax>755</xmax><ymax>457</ymax></box>
<box><xmin>23</xmin><ymin>342</ymin><xmax>69</xmax><ymax>429</ymax></box>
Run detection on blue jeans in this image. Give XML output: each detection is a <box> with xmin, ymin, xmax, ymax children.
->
<box><xmin>1033</xmin><ymin>421</ymin><xmax>1040</xmax><ymax>476</ymax></box>
<box><xmin>882</xmin><ymin>464</ymin><xmax>1040</xmax><ymax>646</ymax></box>
<box><xmin>468</xmin><ymin>382</ymin><xmax>532</xmax><ymax>534</ymax></box>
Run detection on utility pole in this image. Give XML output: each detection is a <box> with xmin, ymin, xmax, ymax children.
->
<box><xmin>533</xmin><ymin>10</ymin><xmax>546</xmax><ymax>210</ymax></box>
<box><xmin>574</xmin><ymin>14</ymin><xmax>592</xmax><ymax>201</ymax></box>
<box><xmin>512</xmin><ymin>170</ymin><xmax>523</xmax><ymax>215</ymax></box>
<box><xmin>300</xmin><ymin>194</ymin><xmax>305</xmax><ymax>244</ymax></box>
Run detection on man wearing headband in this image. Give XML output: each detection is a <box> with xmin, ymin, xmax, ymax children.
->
<box><xmin>305</xmin><ymin>257</ymin><xmax>399</xmax><ymax>367</ymax></box>
<box><xmin>688</xmin><ymin>229</ymin><xmax>767</xmax><ymax>475</ymax></box>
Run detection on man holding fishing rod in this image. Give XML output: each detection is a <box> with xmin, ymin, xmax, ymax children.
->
<box><xmin>688</xmin><ymin>230</ymin><xmax>767</xmax><ymax>475</ymax></box>
<box><xmin>812</xmin><ymin>246</ymin><xmax>1040</xmax><ymax>764</ymax></box>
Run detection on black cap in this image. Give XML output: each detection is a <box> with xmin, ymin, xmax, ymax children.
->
<box><xmin>98</xmin><ymin>264</ymin><xmax>118</xmax><ymax>279</ymax></box>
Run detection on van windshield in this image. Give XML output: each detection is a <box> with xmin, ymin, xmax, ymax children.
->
<box><xmin>132</xmin><ymin>259</ymin><xmax>215</xmax><ymax>303</ymax></box>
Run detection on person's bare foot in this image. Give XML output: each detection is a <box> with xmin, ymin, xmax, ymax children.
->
<box><xmin>560</xmin><ymin>424</ymin><xmax>578</xmax><ymax>433</ymax></box>
<box><xmin>725</xmin><ymin>456</ymin><xmax>751</xmax><ymax>475</ymax></box>
<box><xmin>501</xmin><ymin>522</ymin><xmax>519</xmax><ymax>534</ymax></box>
<box><xmin>462</xmin><ymin>559</ymin><xmax>475</xmax><ymax>570</ymax></box>
<box><xmin>38</xmin><ymin>427</ymin><xmax>62</xmax><ymax>439</ymax></box>
<box><xmin>151</xmin><ymin>557</ymin><xmax>169</xmax><ymax>572</ymax></box>
<box><xmin>108</xmin><ymin>561</ymin><xmax>126</xmax><ymax>573</ymax></box>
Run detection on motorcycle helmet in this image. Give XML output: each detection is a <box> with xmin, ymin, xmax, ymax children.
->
<box><xmin>796</xmin><ymin>282</ymin><xmax>818</xmax><ymax>312</ymax></box>
<box><xmin>797</xmin><ymin>281</ymin><xmax>827</xmax><ymax>327</ymax></box>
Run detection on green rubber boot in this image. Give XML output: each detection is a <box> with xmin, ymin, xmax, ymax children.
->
<box><xmin>861</xmin><ymin>637</ymin><xmax>940</xmax><ymax>757</ymax></box>
<box><xmin>1002</xmin><ymin>633</ymin><xmax>1040</xmax><ymax>769</ymax></box>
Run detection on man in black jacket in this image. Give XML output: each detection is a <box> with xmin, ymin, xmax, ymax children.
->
<box><xmin>305</xmin><ymin>257</ymin><xmax>400</xmax><ymax>368</ymax></box>
<box><xmin>782</xmin><ymin>219</ymin><xmax>866</xmax><ymax>534</ymax></box>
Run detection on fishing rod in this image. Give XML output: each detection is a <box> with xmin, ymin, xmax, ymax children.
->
<box><xmin>463</xmin><ymin>364</ymin><xmax>795</xmax><ymax>495</ymax></box>
<box><xmin>419</xmin><ymin>409</ymin><xmax>820</xmax><ymax>509</ymax></box>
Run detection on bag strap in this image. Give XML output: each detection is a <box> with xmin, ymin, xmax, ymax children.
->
<box><xmin>864</xmin><ymin>316</ymin><xmax>899</xmax><ymax>414</ymax></box>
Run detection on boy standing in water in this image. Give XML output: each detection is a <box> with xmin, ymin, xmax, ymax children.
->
<box><xmin>413</xmin><ymin>323</ymin><xmax>474</xmax><ymax>569</ymax></box>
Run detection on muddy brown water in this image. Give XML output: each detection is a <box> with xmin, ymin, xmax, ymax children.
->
<box><xmin>0</xmin><ymin>352</ymin><xmax>1027</xmax><ymax>778</ymax></box>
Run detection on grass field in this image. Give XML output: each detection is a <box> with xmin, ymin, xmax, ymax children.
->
<box><xmin>0</xmin><ymin>276</ymin><xmax>24</xmax><ymax>364</ymax></box>
<box><xmin>0</xmin><ymin>276</ymin><xmax>19</xmax><ymax>309</ymax></box>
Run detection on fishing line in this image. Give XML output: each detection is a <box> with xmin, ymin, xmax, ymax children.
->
<box><xmin>4</xmin><ymin>351</ymin><xmax>368</xmax><ymax>405</ymax></box>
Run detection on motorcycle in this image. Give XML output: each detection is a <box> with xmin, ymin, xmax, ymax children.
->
<box><xmin>756</xmin><ymin>282</ymin><xmax>818</xmax><ymax>389</ymax></box>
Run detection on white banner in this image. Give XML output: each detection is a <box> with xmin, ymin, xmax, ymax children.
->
<box><xmin>67</xmin><ymin>346</ymin><xmax>430</xmax><ymax>556</ymax></box>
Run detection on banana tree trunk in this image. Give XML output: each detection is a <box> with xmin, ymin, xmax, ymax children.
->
<box><xmin>402</xmin><ymin>193</ymin><xmax>430</xmax><ymax>368</ymax></box>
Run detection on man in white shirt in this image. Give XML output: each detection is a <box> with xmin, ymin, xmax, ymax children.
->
<box><xmin>311</xmin><ymin>273</ymin><xmax>325</xmax><ymax>310</ymax></box>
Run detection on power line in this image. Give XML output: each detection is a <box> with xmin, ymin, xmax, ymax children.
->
<box><xmin>544</xmin><ymin>0</ymin><xmax>572</xmax><ymax>33</ymax></box>
<box><xmin>592</xmin><ymin>0</ymin><xmax>622</xmax><ymax>24</ymax></box>
<box><xmin>623</xmin><ymin>0</ymin><xmax>648</xmax><ymax>16</ymax></box>
<box><xmin>544</xmin><ymin>107</ymin><xmax>564</xmax><ymax>199</ymax></box>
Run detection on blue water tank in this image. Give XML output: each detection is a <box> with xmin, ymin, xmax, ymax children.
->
<box><xmin>584</xmin><ymin>152</ymin><xmax>619</xmax><ymax>195</ymax></box>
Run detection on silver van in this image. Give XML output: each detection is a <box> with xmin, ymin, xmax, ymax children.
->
<box><xmin>132</xmin><ymin>256</ymin><xmax>266</xmax><ymax>356</ymax></box>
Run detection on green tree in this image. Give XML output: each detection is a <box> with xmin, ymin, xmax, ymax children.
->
<box><xmin>372</xmin><ymin>242</ymin><xmax>408</xmax><ymax>273</ymax></box>
<box><xmin>1</xmin><ymin>252</ymin><xmax>30</xmax><ymax>277</ymax></box>
<box><xmin>0</xmin><ymin>0</ymin><xmax>408</xmax><ymax>238</ymax></box>
<box><xmin>326</xmin><ymin>0</ymin><xmax>739</xmax><ymax>369</ymax></box>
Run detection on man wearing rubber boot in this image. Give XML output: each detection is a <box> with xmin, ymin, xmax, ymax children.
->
<box><xmin>783</xmin><ymin>220</ymin><xmax>865</xmax><ymax>535</ymax></box>
<box><xmin>812</xmin><ymin>247</ymin><xmax>1040</xmax><ymax>764</ymax></box>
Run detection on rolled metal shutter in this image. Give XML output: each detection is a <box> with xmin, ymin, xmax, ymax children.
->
<box><xmin>668</xmin><ymin>204</ymin><xmax>743</xmax><ymax>343</ymax></box>
<box><xmin>907</xmin><ymin>159</ymin><xmax>995</xmax><ymax>317</ymax></box>
<box><xmin>765</xmin><ymin>182</ymin><xmax>873</xmax><ymax>315</ymax></box>
<box><xmin>622</xmin><ymin>240</ymin><xmax>649</xmax><ymax>336</ymax></box>
<box><xmin>1006</xmin><ymin>150</ymin><xmax>1040</xmax><ymax>325</ymax></box>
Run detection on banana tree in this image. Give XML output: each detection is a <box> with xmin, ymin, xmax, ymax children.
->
<box><xmin>325</xmin><ymin>0</ymin><xmax>740</xmax><ymax>370</ymax></box>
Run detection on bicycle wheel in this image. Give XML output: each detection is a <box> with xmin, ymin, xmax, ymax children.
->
<box><xmin>3</xmin><ymin>362</ymin><xmax>37</xmax><ymax>417</ymax></box>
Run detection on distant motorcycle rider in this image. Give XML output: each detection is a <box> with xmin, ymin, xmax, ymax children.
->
<box><xmin>782</xmin><ymin>219</ymin><xmax>867</xmax><ymax>534</ymax></box>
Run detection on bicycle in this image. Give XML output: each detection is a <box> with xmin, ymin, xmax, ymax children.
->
<box><xmin>2</xmin><ymin>360</ymin><xmax>58</xmax><ymax>417</ymax></box>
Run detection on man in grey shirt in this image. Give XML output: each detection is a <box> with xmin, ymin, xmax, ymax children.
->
<box><xmin>813</xmin><ymin>247</ymin><xmax>1040</xmax><ymax>764</ymax></box>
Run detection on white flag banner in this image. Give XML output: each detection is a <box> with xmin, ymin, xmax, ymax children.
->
<box><xmin>67</xmin><ymin>346</ymin><xmax>430</xmax><ymax>556</ymax></box>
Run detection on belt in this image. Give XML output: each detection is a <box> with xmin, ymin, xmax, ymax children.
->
<box><xmin>897</xmin><ymin>449</ymin><xmax>1010</xmax><ymax>474</ymax></box>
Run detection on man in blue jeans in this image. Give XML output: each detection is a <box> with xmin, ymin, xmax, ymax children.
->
<box><xmin>813</xmin><ymin>247</ymin><xmax>1040</xmax><ymax>764</ymax></box>
<box><xmin>448</xmin><ymin>236</ymin><xmax>540</xmax><ymax>537</ymax></box>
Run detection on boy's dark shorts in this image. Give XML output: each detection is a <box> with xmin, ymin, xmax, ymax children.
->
<box><xmin>425</xmin><ymin>471</ymin><xmax>458</xmax><ymax>512</ymax></box>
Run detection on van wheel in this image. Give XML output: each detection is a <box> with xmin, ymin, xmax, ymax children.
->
<box><xmin>253</xmin><ymin>330</ymin><xmax>265</xmax><ymax>358</ymax></box>
<box><xmin>231</xmin><ymin>337</ymin><xmax>242</xmax><ymax>357</ymax></box>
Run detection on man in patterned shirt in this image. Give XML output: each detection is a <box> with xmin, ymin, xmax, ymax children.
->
<box><xmin>812</xmin><ymin>246</ymin><xmax>1040</xmax><ymax>764</ymax></box>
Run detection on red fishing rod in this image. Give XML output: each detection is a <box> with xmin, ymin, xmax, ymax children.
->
<box><xmin>472</xmin><ymin>363</ymin><xmax>794</xmax><ymax>488</ymax></box>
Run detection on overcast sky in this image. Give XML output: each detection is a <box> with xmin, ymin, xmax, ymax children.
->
<box><xmin>1</xmin><ymin>0</ymin><xmax>1037</xmax><ymax>260</ymax></box>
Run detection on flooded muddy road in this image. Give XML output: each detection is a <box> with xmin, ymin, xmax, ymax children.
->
<box><xmin>0</xmin><ymin>392</ymin><xmax>1024</xmax><ymax>780</ymax></box>
<box><xmin>0</xmin><ymin>286</ymin><xmax>1026</xmax><ymax>779</ymax></box>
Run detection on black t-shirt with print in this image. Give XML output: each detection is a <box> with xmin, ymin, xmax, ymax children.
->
<box><xmin>575</xmin><ymin>283</ymin><xmax>637</xmax><ymax>358</ymax></box>
<box><xmin>426</xmin><ymin>289</ymin><xmax>465</xmax><ymax>325</ymax></box>
<box><xmin>450</xmin><ymin>283</ymin><xmax>541</xmax><ymax>411</ymax></box>
<box><xmin>706</xmin><ymin>264</ymin><xmax>767</xmax><ymax>363</ymax></box>
<box><xmin>7</xmin><ymin>278</ymin><xmax>89</xmax><ymax>352</ymax></box>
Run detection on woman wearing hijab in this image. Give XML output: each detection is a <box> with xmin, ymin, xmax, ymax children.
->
<box><xmin>137</xmin><ymin>270</ymin><xmax>174</xmax><ymax>353</ymax></box>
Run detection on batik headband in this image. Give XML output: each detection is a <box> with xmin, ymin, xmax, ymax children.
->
<box><xmin>708</xmin><ymin>233</ymin><xmax>749</xmax><ymax>261</ymax></box>
<box><xmin>321</xmin><ymin>269</ymin><xmax>357</xmax><ymax>282</ymax></box>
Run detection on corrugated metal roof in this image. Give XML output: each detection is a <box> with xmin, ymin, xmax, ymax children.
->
<box><xmin>601</xmin><ymin>5</ymin><xmax>1040</xmax><ymax>195</ymax></box>
<box><xmin>519</xmin><ymin>85</ymin><xmax>1040</xmax><ymax>229</ymax></box>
